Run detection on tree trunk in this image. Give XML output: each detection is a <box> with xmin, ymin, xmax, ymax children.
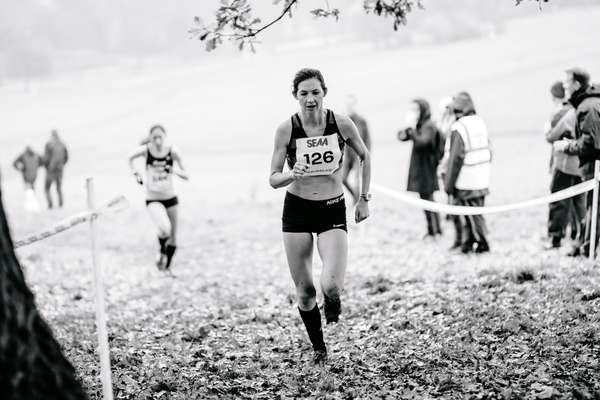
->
<box><xmin>0</xmin><ymin>181</ymin><xmax>88</xmax><ymax>399</ymax></box>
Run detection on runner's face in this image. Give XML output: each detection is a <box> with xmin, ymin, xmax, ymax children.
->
<box><xmin>296</xmin><ymin>78</ymin><xmax>325</xmax><ymax>113</ymax></box>
<box><xmin>150</xmin><ymin>130</ymin><xmax>165</xmax><ymax>147</ymax></box>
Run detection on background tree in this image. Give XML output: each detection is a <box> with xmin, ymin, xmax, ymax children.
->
<box><xmin>0</xmin><ymin>176</ymin><xmax>87</xmax><ymax>400</ymax></box>
<box><xmin>191</xmin><ymin>0</ymin><xmax>549</xmax><ymax>51</ymax></box>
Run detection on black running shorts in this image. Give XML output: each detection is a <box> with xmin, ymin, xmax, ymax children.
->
<box><xmin>282</xmin><ymin>192</ymin><xmax>347</xmax><ymax>234</ymax></box>
<box><xmin>146</xmin><ymin>196</ymin><xmax>179</xmax><ymax>209</ymax></box>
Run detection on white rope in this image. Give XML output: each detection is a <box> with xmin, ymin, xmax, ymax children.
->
<box><xmin>372</xmin><ymin>179</ymin><xmax>595</xmax><ymax>215</ymax></box>
<box><xmin>14</xmin><ymin>195</ymin><xmax>129</xmax><ymax>248</ymax></box>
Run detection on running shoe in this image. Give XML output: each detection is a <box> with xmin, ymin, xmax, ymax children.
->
<box><xmin>312</xmin><ymin>349</ymin><xmax>328</xmax><ymax>366</ymax></box>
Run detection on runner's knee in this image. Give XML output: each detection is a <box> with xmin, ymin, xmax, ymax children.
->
<box><xmin>296</xmin><ymin>284</ymin><xmax>317</xmax><ymax>307</ymax></box>
<box><xmin>321</xmin><ymin>280</ymin><xmax>341</xmax><ymax>299</ymax></box>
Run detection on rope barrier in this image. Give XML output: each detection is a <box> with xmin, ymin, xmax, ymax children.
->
<box><xmin>14</xmin><ymin>195</ymin><xmax>129</xmax><ymax>248</ymax></box>
<box><xmin>372</xmin><ymin>179</ymin><xmax>595</xmax><ymax>215</ymax></box>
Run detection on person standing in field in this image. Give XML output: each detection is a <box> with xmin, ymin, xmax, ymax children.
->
<box><xmin>128</xmin><ymin>125</ymin><xmax>189</xmax><ymax>271</ymax></box>
<box><xmin>437</xmin><ymin>96</ymin><xmax>464</xmax><ymax>250</ymax></box>
<box><xmin>342</xmin><ymin>95</ymin><xmax>372</xmax><ymax>204</ymax></box>
<box><xmin>444</xmin><ymin>92</ymin><xmax>492</xmax><ymax>254</ymax></box>
<box><xmin>14</xmin><ymin>145</ymin><xmax>43</xmax><ymax>190</ymax></box>
<box><xmin>397</xmin><ymin>98</ymin><xmax>444</xmax><ymax>239</ymax></box>
<box><xmin>13</xmin><ymin>145</ymin><xmax>44</xmax><ymax>212</ymax></box>
<box><xmin>269</xmin><ymin>68</ymin><xmax>371</xmax><ymax>365</ymax></box>
<box><xmin>544</xmin><ymin>81</ymin><xmax>585</xmax><ymax>252</ymax></box>
<box><xmin>554</xmin><ymin>68</ymin><xmax>600</xmax><ymax>257</ymax></box>
<box><xmin>43</xmin><ymin>130</ymin><xmax>69</xmax><ymax>209</ymax></box>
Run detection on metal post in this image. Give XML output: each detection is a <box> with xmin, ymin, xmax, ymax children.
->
<box><xmin>86</xmin><ymin>178</ymin><xmax>114</xmax><ymax>400</ymax></box>
<box><xmin>589</xmin><ymin>161</ymin><xmax>600</xmax><ymax>261</ymax></box>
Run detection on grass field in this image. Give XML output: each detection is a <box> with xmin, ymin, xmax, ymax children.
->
<box><xmin>2</xmin><ymin>5</ymin><xmax>600</xmax><ymax>399</ymax></box>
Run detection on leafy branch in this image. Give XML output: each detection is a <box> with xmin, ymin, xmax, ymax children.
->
<box><xmin>191</xmin><ymin>0</ymin><xmax>549</xmax><ymax>51</ymax></box>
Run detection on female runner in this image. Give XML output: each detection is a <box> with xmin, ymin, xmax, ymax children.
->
<box><xmin>269</xmin><ymin>68</ymin><xmax>371</xmax><ymax>365</ymax></box>
<box><xmin>128</xmin><ymin>125</ymin><xmax>189</xmax><ymax>270</ymax></box>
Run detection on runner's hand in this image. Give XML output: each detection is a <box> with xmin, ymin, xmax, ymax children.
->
<box><xmin>355</xmin><ymin>198</ymin><xmax>369</xmax><ymax>223</ymax></box>
<box><xmin>133</xmin><ymin>172</ymin><xmax>143</xmax><ymax>185</ymax></box>
<box><xmin>553</xmin><ymin>140</ymin><xmax>571</xmax><ymax>152</ymax></box>
<box><xmin>292</xmin><ymin>161</ymin><xmax>310</xmax><ymax>180</ymax></box>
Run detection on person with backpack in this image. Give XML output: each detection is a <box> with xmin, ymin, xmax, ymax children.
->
<box><xmin>444</xmin><ymin>92</ymin><xmax>492</xmax><ymax>254</ymax></box>
<box><xmin>397</xmin><ymin>98</ymin><xmax>444</xmax><ymax>238</ymax></box>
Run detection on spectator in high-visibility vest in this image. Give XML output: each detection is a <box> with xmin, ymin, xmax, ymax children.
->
<box><xmin>444</xmin><ymin>92</ymin><xmax>492</xmax><ymax>254</ymax></box>
<box><xmin>544</xmin><ymin>81</ymin><xmax>585</xmax><ymax>252</ymax></box>
<box><xmin>554</xmin><ymin>68</ymin><xmax>600</xmax><ymax>257</ymax></box>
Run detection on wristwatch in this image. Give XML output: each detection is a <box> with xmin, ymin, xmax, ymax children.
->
<box><xmin>360</xmin><ymin>193</ymin><xmax>372</xmax><ymax>202</ymax></box>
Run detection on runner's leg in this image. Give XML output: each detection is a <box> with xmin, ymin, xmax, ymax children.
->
<box><xmin>316</xmin><ymin>229</ymin><xmax>347</xmax><ymax>323</ymax></box>
<box><xmin>164</xmin><ymin>205</ymin><xmax>178</xmax><ymax>269</ymax></box>
<box><xmin>284</xmin><ymin>232</ymin><xmax>326</xmax><ymax>353</ymax></box>
<box><xmin>147</xmin><ymin>202</ymin><xmax>171</xmax><ymax>268</ymax></box>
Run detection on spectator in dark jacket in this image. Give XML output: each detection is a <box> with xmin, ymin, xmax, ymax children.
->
<box><xmin>544</xmin><ymin>81</ymin><xmax>585</xmax><ymax>251</ymax></box>
<box><xmin>444</xmin><ymin>92</ymin><xmax>492</xmax><ymax>254</ymax></box>
<box><xmin>43</xmin><ymin>130</ymin><xmax>69</xmax><ymax>209</ymax></box>
<box><xmin>398</xmin><ymin>98</ymin><xmax>443</xmax><ymax>238</ymax></box>
<box><xmin>554</xmin><ymin>68</ymin><xmax>600</xmax><ymax>256</ymax></box>
<box><xmin>13</xmin><ymin>146</ymin><xmax>43</xmax><ymax>189</ymax></box>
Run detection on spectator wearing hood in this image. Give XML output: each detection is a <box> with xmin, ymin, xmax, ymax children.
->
<box><xmin>397</xmin><ymin>98</ymin><xmax>444</xmax><ymax>238</ymax></box>
<box><xmin>544</xmin><ymin>81</ymin><xmax>585</xmax><ymax>251</ymax></box>
<box><xmin>444</xmin><ymin>92</ymin><xmax>492</xmax><ymax>254</ymax></box>
<box><xmin>554</xmin><ymin>68</ymin><xmax>600</xmax><ymax>256</ymax></box>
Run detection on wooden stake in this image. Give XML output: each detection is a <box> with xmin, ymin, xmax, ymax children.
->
<box><xmin>589</xmin><ymin>161</ymin><xmax>600</xmax><ymax>261</ymax></box>
<box><xmin>86</xmin><ymin>178</ymin><xmax>114</xmax><ymax>400</ymax></box>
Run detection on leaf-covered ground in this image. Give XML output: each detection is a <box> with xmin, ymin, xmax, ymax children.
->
<box><xmin>14</xmin><ymin>198</ymin><xmax>600</xmax><ymax>400</ymax></box>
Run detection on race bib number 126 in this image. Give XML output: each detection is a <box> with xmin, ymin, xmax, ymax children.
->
<box><xmin>295</xmin><ymin>134</ymin><xmax>342</xmax><ymax>176</ymax></box>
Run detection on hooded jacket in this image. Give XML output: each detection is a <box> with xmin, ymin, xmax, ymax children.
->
<box><xmin>398</xmin><ymin>98</ymin><xmax>444</xmax><ymax>195</ymax></box>
<box><xmin>564</xmin><ymin>84</ymin><xmax>600</xmax><ymax>177</ymax></box>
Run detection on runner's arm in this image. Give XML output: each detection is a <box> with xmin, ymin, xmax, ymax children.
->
<box><xmin>128</xmin><ymin>146</ymin><xmax>147</xmax><ymax>184</ymax></box>
<box><xmin>338</xmin><ymin>114</ymin><xmax>371</xmax><ymax>198</ymax></box>
<box><xmin>171</xmin><ymin>148</ymin><xmax>189</xmax><ymax>180</ymax></box>
<box><xmin>270</xmin><ymin>121</ymin><xmax>298</xmax><ymax>189</ymax></box>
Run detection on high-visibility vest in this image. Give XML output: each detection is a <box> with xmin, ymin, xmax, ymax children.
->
<box><xmin>451</xmin><ymin>115</ymin><xmax>491</xmax><ymax>190</ymax></box>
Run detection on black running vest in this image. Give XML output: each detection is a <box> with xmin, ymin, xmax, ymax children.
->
<box><xmin>286</xmin><ymin>109</ymin><xmax>345</xmax><ymax>170</ymax></box>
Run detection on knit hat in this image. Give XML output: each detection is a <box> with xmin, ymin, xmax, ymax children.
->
<box><xmin>550</xmin><ymin>81</ymin><xmax>565</xmax><ymax>99</ymax></box>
